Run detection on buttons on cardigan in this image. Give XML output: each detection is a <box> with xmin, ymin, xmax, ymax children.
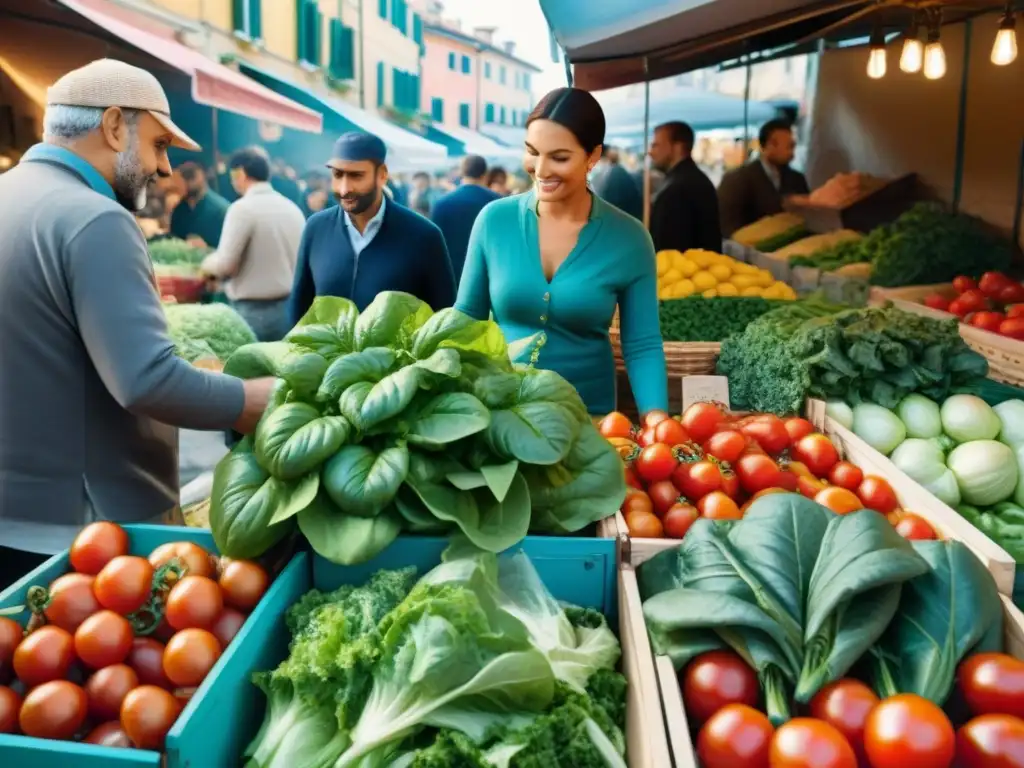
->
<box><xmin>540</xmin><ymin>314</ymin><xmax>548</xmax><ymax>323</ymax></box>
<box><xmin>542</xmin><ymin>291</ymin><xmax>550</xmax><ymax>301</ymax></box>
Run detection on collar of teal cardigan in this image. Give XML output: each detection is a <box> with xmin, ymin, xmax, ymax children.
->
<box><xmin>21</xmin><ymin>144</ymin><xmax>116</xmax><ymax>201</ymax></box>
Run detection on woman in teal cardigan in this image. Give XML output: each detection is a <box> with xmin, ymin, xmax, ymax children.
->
<box><xmin>455</xmin><ymin>88</ymin><xmax>668</xmax><ymax>417</ymax></box>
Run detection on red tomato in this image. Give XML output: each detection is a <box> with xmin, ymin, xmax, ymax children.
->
<box><xmin>94</xmin><ymin>556</ymin><xmax>155</xmax><ymax>615</ymax></box>
<box><xmin>809</xmin><ymin>679</ymin><xmax>879</xmax><ymax>761</ymax></box>
<box><xmin>643</xmin><ymin>410</ymin><xmax>671</xmax><ymax>428</ymax></box>
<box><xmin>648</xmin><ymin>480</ymin><xmax>682</xmax><ymax>518</ymax></box>
<box><xmin>770</xmin><ymin>718</ymin><xmax>857</xmax><ymax>768</ymax></box>
<box><xmin>622</xmin><ymin>489</ymin><xmax>654</xmax><ymax>518</ymax></box>
<box><xmin>0</xmin><ymin>618</ymin><xmax>20</xmax><ymax>685</ymax></box>
<box><xmin>210</xmin><ymin>608</ymin><xmax>247</xmax><ymax>649</ymax></box>
<box><xmin>956</xmin><ymin>714</ymin><xmax>1024</xmax><ymax>768</ymax></box>
<box><xmin>126</xmin><ymin>637</ymin><xmax>172</xmax><ymax>689</ymax></box>
<box><xmin>1008</xmin><ymin>304</ymin><xmax>1024</xmax><ymax>319</ymax></box>
<box><xmin>676</xmin><ymin>460</ymin><xmax>723</xmax><ymax>500</ymax></box>
<box><xmin>972</xmin><ymin>311</ymin><xmax>1007</xmax><ymax>333</ymax></box>
<box><xmin>0</xmin><ymin>686</ymin><xmax>20</xmax><ymax>734</ymax></box>
<box><xmin>948</xmin><ymin>298</ymin><xmax>971</xmax><ymax>318</ymax></box>
<box><xmin>954</xmin><ymin>276</ymin><xmax>979</xmax><ymax>294</ymax></box>
<box><xmin>635</xmin><ymin>443</ymin><xmax>677</xmax><ymax>483</ymax></box>
<box><xmin>598</xmin><ymin>411</ymin><xmax>634</xmax><ymax>440</ymax></box>
<box><xmin>44</xmin><ymin>573</ymin><xmax>102</xmax><ymax>634</ymax></box>
<box><xmin>895</xmin><ymin>513</ymin><xmax>937</xmax><ymax>540</ymax></box>
<box><xmin>166</xmin><ymin>576</ymin><xmax>224</xmax><ymax>631</ymax></box>
<box><xmin>162</xmin><ymin>628</ymin><xmax>222</xmax><ymax>687</ymax></box>
<box><xmin>148</xmin><ymin>542</ymin><xmax>216</xmax><ymax>580</ymax></box>
<box><xmin>13</xmin><ymin>625</ymin><xmax>74</xmax><ymax>686</ymax></box>
<box><xmin>682</xmin><ymin>650</ymin><xmax>759</xmax><ymax>725</ymax></box>
<box><xmin>704</xmin><ymin>430</ymin><xmax>746</xmax><ymax>464</ymax></box>
<box><xmin>663</xmin><ymin>503</ymin><xmax>700</xmax><ymax>539</ymax></box>
<box><xmin>69</xmin><ymin>522</ymin><xmax>129</xmax><ymax>576</ymax></box>
<box><xmin>741</xmin><ymin>415</ymin><xmax>791</xmax><ymax>455</ymax></box>
<box><xmin>814</xmin><ymin>487</ymin><xmax>863</xmax><ymax>515</ymax></box>
<box><xmin>783</xmin><ymin>417</ymin><xmax>815</xmax><ymax>443</ymax></box>
<box><xmin>980</xmin><ymin>271</ymin><xmax>1015</xmax><ymax>299</ymax></box>
<box><xmin>1000</xmin><ymin>318</ymin><xmax>1024</xmax><ymax>340</ymax></box>
<box><xmin>626</xmin><ymin>512</ymin><xmax>664</xmax><ymax>538</ymax></box>
<box><xmin>735</xmin><ymin>454</ymin><xmax>783</xmax><ymax>495</ymax></box>
<box><xmin>697</xmin><ymin>703</ymin><xmax>773</xmax><ymax>768</ymax></box>
<box><xmin>74</xmin><ymin>610</ymin><xmax>134</xmax><ymax>669</ymax></box>
<box><xmin>121</xmin><ymin>685</ymin><xmax>181</xmax><ymax>750</ymax></box>
<box><xmin>682</xmin><ymin>402</ymin><xmax>725</xmax><ymax>444</ymax></box>
<box><xmin>858</xmin><ymin>476</ymin><xmax>899</xmax><ymax>514</ymax></box>
<box><xmin>719</xmin><ymin>470</ymin><xmax>741</xmax><ymax>499</ymax></box>
<box><xmin>828</xmin><ymin>461</ymin><xmax>864</xmax><ymax>491</ymax></box>
<box><xmin>654</xmin><ymin>418</ymin><xmax>690</xmax><ymax>447</ymax></box>
<box><xmin>623</xmin><ymin>464</ymin><xmax>643</xmax><ymax>490</ymax></box>
<box><xmin>699</xmin><ymin>491</ymin><xmax>744</xmax><ymax>520</ymax></box>
<box><xmin>791</xmin><ymin>434</ymin><xmax>840</xmax><ymax>477</ymax></box>
<box><xmin>84</xmin><ymin>721</ymin><xmax>131</xmax><ymax>747</ymax></box>
<box><xmin>924</xmin><ymin>294</ymin><xmax>951</xmax><ymax>311</ymax></box>
<box><xmin>959</xmin><ymin>653</ymin><xmax>1024</xmax><ymax>719</ymax></box>
<box><xmin>864</xmin><ymin>693</ymin><xmax>955</xmax><ymax>768</ymax></box>
<box><xmin>84</xmin><ymin>663</ymin><xmax>138</xmax><ymax>721</ymax></box>
<box><xmin>18</xmin><ymin>680</ymin><xmax>88</xmax><ymax>741</ymax></box>
<box><xmin>777</xmin><ymin>470</ymin><xmax>799</xmax><ymax>492</ymax></box>
<box><xmin>636</xmin><ymin>425</ymin><xmax>656</xmax><ymax>447</ymax></box>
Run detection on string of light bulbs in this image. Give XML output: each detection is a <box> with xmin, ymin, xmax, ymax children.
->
<box><xmin>867</xmin><ymin>2</ymin><xmax>1017</xmax><ymax>80</ymax></box>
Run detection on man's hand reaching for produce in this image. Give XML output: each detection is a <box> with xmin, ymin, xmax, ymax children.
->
<box><xmin>233</xmin><ymin>378</ymin><xmax>276</xmax><ymax>434</ymax></box>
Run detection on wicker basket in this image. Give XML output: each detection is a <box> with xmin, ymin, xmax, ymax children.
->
<box><xmin>871</xmin><ymin>284</ymin><xmax>1024</xmax><ymax>387</ymax></box>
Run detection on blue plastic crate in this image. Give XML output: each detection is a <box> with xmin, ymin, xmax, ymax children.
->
<box><xmin>0</xmin><ymin>525</ymin><xmax>306</xmax><ymax>768</ymax></box>
<box><xmin>166</xmin><ymin>535</ymin><xmax>617</xmax><ymax>768</ymax></box>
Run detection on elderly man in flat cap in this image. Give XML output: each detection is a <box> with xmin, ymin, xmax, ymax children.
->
<box><xmin>288</xmin><ymin>132</ymin><xmax>456</xmax><ymax>323</ymax></box>
<box><xmin>0</xmin><ymin>59</ymin><xmax>274</xmax><ymax>585</ymax></box>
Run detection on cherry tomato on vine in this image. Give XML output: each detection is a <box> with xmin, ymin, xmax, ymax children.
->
<box><xmin>663</xmin><ymin>503</ymin><xmax>699</xmax><ymax>539</ymax></box>
<box><xmin>211</xmin><ymin>608</ymin><xmax>247</xmax><ymax>649</ymax></box>
<box><xmin>828</xmin><ymin>461</ymin><xmax>863</xmax><ymax>491</ymax></box>
<box><xmin>219</xmin><ymin>561</ymin><xmax>270</xmax><ymax>612</ymax></box>
<box><xmin>598</xmin><ymin>411</ymin><xmax>634</xmax><ymax>440</ymax></box>
<box><xmin>69</xmin><ymin>521</ymin><xmax>129</xmax><ymax>575</ymax></box>
<box><xmin>858</xmin><ymin>476</ymin><xmax>899</xmax><ymax>514</ymax></box>
<box><xmin>719</xmin><ymin>470</ymin><xmax>741</xmax><ymax>500</ymax></box>
<box><xmin>864</xmin><ymin>693</ymin><xmax>955</xmax><ymax>768</ymax></box>
<box><xmin>682</xmin><ymin>650</ymin><xmax>759</xmax><ymax>725</ymax></box>
<box><xmin>19</xmin><ymin>680</ymin><xmax>88</xmax><ymax>741</ymax></box>
<box><xmin>956</xmin><ymin>713</ymin><xmax>1024</xmax><ymax>767</ymax></box>
<box><xmin>13</xmin><ymin>625</ymin><xmax>74</xmax><ymax>686</ymax></box>
<box><xmin>958</xmin><ymin>653</ymin><xmax>1024</xmax><ymax>719</ymax></box>
<box><xmin>735</xmin><ymin>454</ymin><xmax>783</xmax><ymax>495</ymax></box>
<box><xmin>682</xmin><ymin>403</ymin><xmax>725</xmax><ymax>443</ymax></box>
<box><xmin>647</xmin><ymin>480</ymin><xmax>682</xmax><ymax>518</ymax></box>
<box><xmin>121</xmin><ymin>685</ymin><xmax>181</xmax><ymax>750</ymax></box>
<box><xmin>704</xmin><ymin>430</ymin><xmax>746</xmax><ymax>464</ymax></box>
<box><xmin>740</xmin><ymin>415</ymin><xmax>791</xmax><ymax>455</ymax></box>
<box><xmin>783</xmin><ymin>417</ymin><xmax>815</xmax><ymax>443</ymax></box>
<box><xmin>791</xmin><ymin>434</ymin><xmax>839</xmax><ymax>477</ymax></box>
<box><xmin>84</xmin><ymin>663</ymin><xmax>139</xmax><ymax>721</ymax></box>
<box><xmin>84</xmin><ymin>721</ymin><xmax>131</xmax><ymax>747</ymax></box>
<box><xmin>654</xmin><ymin>417</ymin><xmax>689</xmax><ymax>447</ymax></box>
<box><xmin>0</xmin><ymin>617</ymin><xmax>22</xmax><ymax>685</ymax></box>
<box><xmin>0</xmin><ymin>686</ymin><xmax>20</xmax><ymax>734</ymax></box>
<box><xmin>698</xmin><ymin>492</ymin><xmax>743</xmax><ymax>520</ymax></box>
<box><xmin>895</xmin><ymin>513</ymin><xmax>937</xmax><ymax>540</ymax></box>
<box><xmin>44</xmin><ymin>572</ymin><xmax>102</xmax><ymax>633</ymax></box>
<box><xmin>675</xmin><ymin>460</ymin><xmax>722</xmax><ymax>500</ymax></box>
<box><xmin>635</xmin><ymin>443</ymin><xmax>677</xmax><ymax>483</ymax></box>
<box><xmin>163</xmin><ymin>628</ymin><xmax>222</xmax><ymax>687</ymax></box>
<box><xmin>148</xmin><ymin>542</ymin><xmax>215</xmax><ymax>580</ymax></box>
<box><xmin>166</xmin><ymin>576</ymin><xmax>224</xmax><ymax>631</ymax></box>
<box><xmin>94</xmin><ymin>556</ymin><xmax>154</xmax><ymax>615</ymax></box>
<box><xmin>127</xmin><ymin>637</ymin><xmax>171</xmax><ymax>689</ymax></box>
<box><xmin>770</xmin><ymin>718</ymin><xmax>857</xmax><ymax>768</ymax></box>
<box><xmin>809</xmin><ymin>679</ymin><xmax>879</xmax><ymax>761</ymax></box>
<box><xmin>696</xmin><ymin>703</ymin><xmax>773</xmax><ymax>768</ymax></box>
<box><xmin>75</xmin><ymin>610</ymin><xmax>134</xmax><ymax>669</ymax></box>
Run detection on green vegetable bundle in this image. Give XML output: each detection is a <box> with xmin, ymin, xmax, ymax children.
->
<box><xmin>164</xmin><ymin>303</ymin><xmax>257</xmax><ymax>361</ymax></box>
<box><xmin>718</xmin><ymin>304</ymin><xmax>989</xmax><ymax>415</ymax></box>
<box><xmin>209</xmin><ymin>292</ymin><xmax>626</xmax><ymax>565</ymax></box>
<box><xmin>245</xmin><ymin>545</ymin><xmax>628</xmax><ymax>767</ymax></box>
<box><xmin>148</xmin><ymin>237</ymin><xmax>208</xmax><ymax>267</ymax></box>
<box><xmin>658</xmin><ymin>297</ymin><xmax>792</xmax><ymax>342</ymax></box>
<box><xmin>638</xmin><ymin>494</ymin><xmax>1003</xmax><ymax>724</ymax></box>
<box><xmin>790</xmin><ymin>202</ymin><xmax>1013</xmax><ymax>286</ymax></box>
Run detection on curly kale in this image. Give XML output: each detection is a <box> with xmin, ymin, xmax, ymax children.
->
<box><xmin>164</xmin><ymin>303</ymin><xmax>257</xmax><ymax>361</ymax></box>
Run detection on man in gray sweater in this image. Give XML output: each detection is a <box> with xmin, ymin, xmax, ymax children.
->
<box><xmin>0</xmin><ymin>59</ymin><xmax>274</xmax><ymax>585</ymax></box>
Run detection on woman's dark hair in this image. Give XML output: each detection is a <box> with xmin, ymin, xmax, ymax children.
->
<box><xmin>526</xmin><ymin>87</ymin><xmax>606</xmax><ymax>155</ymax></box>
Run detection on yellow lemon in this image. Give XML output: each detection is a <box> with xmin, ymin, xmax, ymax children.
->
<box><xmin>687</xmin><ymin>250</ymin><xmax>716</xmax><ymax>268</ymax></box>
<box><xmin>675</xmin><ymin>278</ymin><xmax>696</xmax><ymax>297</ymax></box>
<box><xmin>741</xmin><ymin>285</ymin><xmax>764</xmax><ymax>297</ymax></box>
<box><xmin>756</xmin><ymin>270</ymin><xmax>775</xmax><ymax>287</ymax></box>
<box><xmin>662</xmin><ymin>268</ymin><xmax>683</xmax><ymax>284</ymax></box>
<box><xmin>678</xmin><ymin>258</ymin><xmax>699</xmax><ymax>277</ymax></box>
<box><xmin>729</xmin><ymin>274</ymin><xmax>758</xmax><ymax>290</ymax></box>
<box><xmin>656</xmin><ymin>252</ymin><xmax>672</xmax><ymax>276</ymax></box>
<box><xmin>717</xmin><ymin>282</ymin><xmax>739</xmax><ymax>297</ymax></box>
<box><xmin>692</xmin><ymin>271</ymin><xmax>718</xmax><ymax>291</ymax></box>
<box><xmin>709</xmin><ymin>263</ymin><xmax>732</xmax><ymax>281</ymax></box>
<box><xmin>702</xmin><ymin>288</ymin><xmax>719</xmax><ymax>298</ymax></box>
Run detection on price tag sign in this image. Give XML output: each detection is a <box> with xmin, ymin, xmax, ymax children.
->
<box><xmin>682</xmin><ymin>376</ymin><xmax>731</xmax><ymax>412</ymax></box>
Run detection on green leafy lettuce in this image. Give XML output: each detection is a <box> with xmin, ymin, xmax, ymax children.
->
<box><xmin>210</xmin><ymin>292</ymin><xmax>624</xmax><ymax>565</ymax></box>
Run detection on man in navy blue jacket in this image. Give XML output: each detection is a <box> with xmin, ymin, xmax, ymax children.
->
<box><xmin>288</xmin><ymin>132</ymin><xmax>456</xmax><ymax>324</ymax></box>
<box><xmin>430</xmin><ymin>155</ymin><xmax>500</xmax><ymax>282</ymax></box>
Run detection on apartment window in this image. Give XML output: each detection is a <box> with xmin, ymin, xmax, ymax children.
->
<box><xmin>499</xmin><ymin>106</ymin><xmax>506</xmax><ymax>125</ymax></box>
<box><xmin>499</xmin><ymin>65</ymin><xmax>506</xmax><ymax>84</ymax></box>
<box><xmin>523</xmin><ymin>72</ymin><xmax>531</xmax><ymax>90</ymax></box>
<box><xmin>412</xmin><ymin>12</ymin><xmax>424</xmax><ymax>53</ymax></box>
<box><xmin>431</xmin><ymin>97</ymin><xmax>444</xmax><ymax>122</ymax></box>
<box><xmin>484</xmin><ymin>103</ymin><xmax>495</xmax><ymax>123</ymax></box>
<box><xmin>377</xmin><ymin>61</ymin><xmax>386</xmax><ymax>107</ymax></box>
<box><xmin>328</xmin><ymin>18</ymin><xmax>355</xmax><ymax>80</ymax></box>
<box><xmin>461</xmin><ymin>55</ymin><xmax>471</xmax><ymax>74</ymax></box>
<box><xmin>232</xmin><ymin>0</ymin><xmax>262</xmax><ymax>40</ymax></box>
<box><xmin>510</xmin><ymin>110</ymin><xmax>517</xmax><ymax>127</ymax></box>
<box><xmin>514</xmin><ymin>72</ymin><xmax>520</xmax><ymax>88</ymax></box>
<box><xmin>392</xmin><ymin>0</ymin><xmax>407</xmax><ymax>34</ymax></box>
<box><xmin>378</xmin><ymin>0</ymin><xmax>388</xmax><ymax>19</ymax></box>
<box><xmin>296</xmin><ymin>0</ymin><xmax>322</xmax><ymax>67</ymax></box>
<box><xmin>484</xmin><ymin>62</ymin><xmax>492</xmax><ymax>79</ymax></box>
<box><xmin>448</xmin><ymin>51</ymin><xmax>456</xmax><ymax>70</ymax></box>
<box><xmin>459</xmin><ymin>103</ymin><xmax>471</xmax><ymax>128</ymax></box>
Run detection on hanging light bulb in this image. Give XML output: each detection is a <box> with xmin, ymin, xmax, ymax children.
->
<box><xmin>867</xmin><ymin>24</ymin><xmax>887</xmax><ymax>78</ymax></box>
<box><xmin>923</xmin><ymin>21</ymin><xmax>947</xmax><ymax>79</ymax></box>
<box><xmin>900</xmin><ymin>18</ymin><xmax>924</xmax><ymax>72</ymax></box>
<box><xmin>991</xmin><ymin>6</ymin><xmax>1018</xmax><ymax>66</ymax></box>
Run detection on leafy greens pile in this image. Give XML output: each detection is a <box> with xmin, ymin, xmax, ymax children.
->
<box><xmin>789</xmin><ymin>202</ymin><xmax>1013</xmax><ymax>287</ymax></box>
<box><xmin>637</xmin><ymin>493</ymin><xmax>1004</xmax><ymax>725</ymax></box>
<box><xmin>245</xmin><ymin>545</ymin><xmax>628</xmax><ymax>768</ymax></box>
<box><xmin>149</xmin><ymin>237</ymin><xmax>208</xmax><ymax>267</ymax></box>
<box><xmin>717</xmin><ymin>303</ymin><xmax>989</xmax><ymax>415</ymax></box>
<box><xmin>658</xmin><ymin>297</ymin><xmax>793</xmax><ymax>343</ymax></box>
<box><xmin>209</xmin><ymin>292</ymin><xmax>626</xmax><ymax>565</ymax></box>
<box><xmin>164</xmin><ymin>302</ymin><xmax>257</xmax><ymax>362</ymax></box>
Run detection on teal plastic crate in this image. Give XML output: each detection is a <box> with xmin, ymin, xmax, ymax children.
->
<box><xmin>0</xmin><ymin>524</ymin><xmax>307</xmax><ymax>768</ymax></box>
<box><xmin>163</xmin><ymin>535</ymin><xmax>617</xmax><ymax>768</ymax></box>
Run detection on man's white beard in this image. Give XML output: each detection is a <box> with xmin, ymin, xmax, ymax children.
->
<box><xmin>113</xmin><ymin>130</ymin><xmax>150</xmax><ymax>212</ymax></box>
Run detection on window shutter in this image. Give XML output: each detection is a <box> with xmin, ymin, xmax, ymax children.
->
<box><xmin>300</xmin><ymin>1</ymin><xmax>322</xmax><ymax>66</ymax></box>
<box><xmin>249</xmin><ymin>0</ymin><xmax>263</xmax><ymax>40</ymax></box>
<box><xmin>376</xmin><ymin>62</ymin><xmax>385</xmax><ymax>107</ymax></box>
<box><xmin>232</xmin><ymin>0</ymin><xmax>245</xmax><ymax>34</ymax></box>
<box><xmin>378</xmin><ymin>0</ymin><xmax>388</xmax><ymax>20</ymax></box>
<box><xmin>294</xmin><ymin>0</ymin><xmax>306</xmax><ymax>60</ymax></box>
<box><xmin>431</xmin><ymin>97</ymin><xmax>443</xmax><ymax>122</ymax></box>
<box><xmin>412</xmin><ymin>13</ymin><xmax>424</xmax><ymax>53</ymax></box>
<box><xmin>328</xmin><ymin>18</ymin><xmax>355</xmax><ymax>80</ymax></box>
